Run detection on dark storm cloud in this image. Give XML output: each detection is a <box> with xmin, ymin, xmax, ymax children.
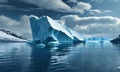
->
<box><xmin>0</xmin><ymin>0</ymin><xmax>92</xmax><ymax>14</ymax></box>
<box><xmin>0</xmin><ymin>0</ymin><xmax>38</xmax><ymax>8</ymax></box>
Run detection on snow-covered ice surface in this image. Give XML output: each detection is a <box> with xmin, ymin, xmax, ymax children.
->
<box><xmin>0</xmin><ymin>30</ymin><xmax>27</xmax><ymax>42</ymax></box>
<box><xmin>30</xmin><ymin>15</ymin><xmax>84</xmax><ymax>44</ymax></box>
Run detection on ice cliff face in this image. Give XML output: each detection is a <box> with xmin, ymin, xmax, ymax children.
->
<box><xmin>0</xmin><ymin>29</ymin><xmax>27</xmax><ymax>42</ymax></box>
<box><xmin>29</xmin><ymin>16</ymin><xmax>83</xmax><ymax>44</ymax></box>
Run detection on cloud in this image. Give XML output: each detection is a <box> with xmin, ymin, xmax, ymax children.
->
<box><xmin>21</xmin><ymin>0</ymin><xmax>91</xmax><ymax>14</ymax></box>
<box><xmin>0</xmin><ymin>0</ymin><xmax>109</xmax><ymax>14</ymax></box>
<box><xmin>0</xmin><ymin>15</ymin><xmax>20</xmax><ymax>26</ymax></box>
<box><xmin>22</xmin><ymin>0</ymin><xmax>71</xmax><ymax>12</ymax></box>
<box><xmin>0</xmin><ymin>15</ymin><xmax>32</xmax><ymax>39</ymax></box>
<box><xmin>60</xmin><ymin>15</ymin><xmax>120</xmax><ymax>27</ymax></box>
<box><xmin>72</xmin><ymin>2</ymin><xmax>91</xmax><ymax>13</ymax></box>
<box><xmin>58</xmin><ymin>15</ymin><xmax>120</xmax><ymax>38</ymax></box>
<box><xmin>89</xmin><ymin>9</ymin><xmax>112</xmax><ymax>14</ymax></box>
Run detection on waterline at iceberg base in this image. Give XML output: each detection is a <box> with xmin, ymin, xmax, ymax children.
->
<box><xmin>29</xmin><ymin>15</ymin><xmax>84</xmax><ymax>45</ymax></box>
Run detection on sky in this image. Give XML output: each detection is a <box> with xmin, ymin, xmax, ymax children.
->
<box><xmin>0</xmin><ymin>0</ymin><xmax>120</xmax><ymax>39</ymax></box>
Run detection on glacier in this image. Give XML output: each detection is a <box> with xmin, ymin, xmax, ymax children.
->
<box><xmin>0</xmin><ymin>29</ymin><xmax>27</xmax><ymax>42</ymax></box>
<box><xmin>29</xmin><ymin>15</ymin><xmax>84</xmax><ymax>44</ymax></box>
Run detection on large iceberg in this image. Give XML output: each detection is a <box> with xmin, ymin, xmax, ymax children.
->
<box><xmin>29</xmin><ymin>16</ymin><xmax>84</xmax><ymax>44</ymax></box>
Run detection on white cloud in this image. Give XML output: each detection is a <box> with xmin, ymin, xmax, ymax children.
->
<box><xmin>0</xmin><ymin>15</ymin><xmax>32</xmax><ymax>39</ymax></box>
<box><xmin>60</xmin><ymin>15</ymin><xmax>120</xmax><ymax>27</ymax></box>
<box><xmin>89</xmin><ymin>9</ymin><xmax>112</xmax><ymax>14</ymax></box>
<box><xmin>0</xmin><ymin>15</ymin><xmax>20</xmax><ymax>26</ymax></box>
<box><xmin>90</xmin><ymin>9</ymin><xmax>102</xmax><ymax>14</ymax></box>
<box><xmin>22</xmin><ymin>0</ymin><xmax>91</xmax><ymax>14</ymax></box>
<box><xmin>72</xmin><ymin>2</ymin><xmax>91</xmax><ymax>13</ymax></box>
<box><xmin>58</xmin><ymin>15</ymin><xmax>120</xmax><ymax>38</ymax></box>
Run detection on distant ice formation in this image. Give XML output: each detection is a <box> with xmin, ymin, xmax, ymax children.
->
<box><xmin>0</xmin><ymin>29</ymin><xmax>27</xmax><ymax>42</ymax></box>
<box><xmin>29</xmin><ymin>16</ymin><xmax>84</xmax><ymax>44</ymax></box>
<box><xmin>84</xmin><ymin>37</ymin><xmax>110</xmax><ymax>43</ymax></box>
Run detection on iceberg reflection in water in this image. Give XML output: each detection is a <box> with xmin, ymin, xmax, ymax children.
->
<box><xmin>0</xmin><ymin>42</ymin><xmax>120</xmax><ymax>72</ymax></box>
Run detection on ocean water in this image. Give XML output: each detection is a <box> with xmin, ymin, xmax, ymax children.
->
<box><xmin>0</xmin><ymin>42</ymin><xmax>120</xmax><ymax>72</ymax></box>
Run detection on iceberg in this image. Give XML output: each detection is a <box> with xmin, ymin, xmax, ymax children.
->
<box><xmin>29</xmin><ymin>16</ymin><xmax>83</xmax><ymax>44</ymax></box>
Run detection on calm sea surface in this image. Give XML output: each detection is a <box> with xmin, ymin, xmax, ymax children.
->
<box><xmin>0</xmin><ymin>42</ymin><xmax>120</xmax><ymax>72</ymax></box>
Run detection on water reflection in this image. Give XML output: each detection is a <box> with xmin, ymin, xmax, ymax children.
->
<box><xmin>48</xmin><ymin>44</ymin><xmax>74</xmax><ymax>72</ymax></box>
<box><xmin>49</xmin><ymin>42</ymin><xmax>120</xmax><ymax>72</ymax></box>
<box><xmin>29</xmin><ymin>44</ymin><xmax>75</xmax><ymax>72</ymax></box>
<box><xmin>1</xmin><ymin>42</ymin><xmax>120</xmax><ymax>72</ymax></box>
<box><xmin>0</xmin><ymin>42</ymin><xmax>31</xmax><ymax>72</ymax></box>
<box><xmin>29</xmin><ymin>45</ymin><xmax>51</xmax><ymax>72</ymax></box>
